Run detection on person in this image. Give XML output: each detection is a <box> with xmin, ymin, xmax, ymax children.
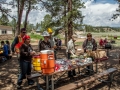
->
<box><xmin>17</xmin><ymin>35</ymin><xmax>36</xmax><ymax>89</ymax></box>
<box><xmin>11</xmin><ymin>28</ymin><xmax>26</xmax><ymax>54</ymax></box>
<box><xmin>39</xmin><ymin>31</ymin><xmax>51</xmax><ymax>51</ymax></box>
<box><xmin>58</xmin><ymin>38</ymin><xmax>62</xmax><ymax>50</ymax></box>
<box><xmin>6</xmin><ymin>40</ymin><xmax>11</xmax><ymax>54</ymax></box>
<box><xmin>38</xmin><ymin>31</ymin><xmax>52</xmax><ymax>84</ymax></box>
<box><xmin>11</xmin><ymin>28</ymin><xmax>27</xmax><ymax>76</ymax></box>
<box><xmin>104</xmin><ymin>38</ymin><xmax>108</xmax><ymax>44</ymax></box>
<box><xmin>82</xmin><ymin>33</ymin><xmax>97</xmax><ymax>74</ymax></box>
<box><xmin>1</xmin><ymin>41</ymin><xmax>8</xmax><ymax>60</ymax></box>
<box><xmin>38</xmin><ymin>38</ymin><xmax>43</xmax><ymax>51</ymax></box>
<box><xmin>6</xmin><ymin>40</ymin><xmax>12</xmax><ymax>59</ymax></box>
<box><xmin>82</xmin><ymin>33</ymin><xmax>97</xmax><ymax>52</ymax></box>
<box><xmin>99</xmin><ymin>38</ymin><xmax>104</xmax><ymax>48</ymax></box>
<box><xmin>66</xmin><ymin>36</ymin><xmax>76</xmax><ymax>77</ymax></box>
<box><xmin>47</xmin><ymin>28</ymin><xmax>57</xmax><ymax>59</ymax></box>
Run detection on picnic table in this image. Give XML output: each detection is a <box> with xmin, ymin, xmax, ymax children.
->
<box><xmin>29</xmin><ymin>49</ymin><xmax>109</xmax><ymax>90</ymax></box>
<box><xmin>30</xmin><ymin>61</ymin><xmax>94</xmax><ymax>90</ymax></box>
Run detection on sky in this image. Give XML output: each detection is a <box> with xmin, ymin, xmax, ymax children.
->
<box><xmin>81</xmin><ymin>0</ymin><xmax>119</xmax><ymax>27</ymax></box>
<box><xmin>1</xmin><ymin>0</ymin><xmax>120</xmax><ymax>27</ymax></box>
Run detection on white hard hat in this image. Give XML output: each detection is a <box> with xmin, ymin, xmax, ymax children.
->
<box><xmin>41</xmin><ymin>31</ymin><xmax>50</xmax><ymax>36</ymax></box>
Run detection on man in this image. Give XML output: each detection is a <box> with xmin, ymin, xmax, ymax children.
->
<box><xmin>1</xmin><ymin>41</ymin><xmax>8</xmax><ymax>60</ymax></box>
<box><xmin>17</xmin><ymin>35</ymin><xmax>36</xmax><ymax>89</ymax></box>
<box><xmin>66</xmin><ymin>36</ymin><xmax>76</xmax><ymax>77</ymax></box>
<box><xmin>47</xmin><ymin>28</ymin><xmax>57</xmax><ymax>60</ymax></box>
<box><xmin>11</xmin><ymin>28</ymin><xmax>26</xmax><ymax>54</ymax></box>
<box><xmin>82</xmin><ymin>33</ymin><xmax>97</xmax><ymax>74</ymax></box>
<box><xmin>39</xmin><ymin>31</ymin><xmax>51</xmax><ymax>51</ymax></box>
<box><xmin>82</xmin><ymin>33</ymin><xmax>97</xmax><ymax>52</ymax></box>
<box><xmin>11</xmin><ymin>28</ymin><xmax>26</xmax><ymax>76</ymax></box>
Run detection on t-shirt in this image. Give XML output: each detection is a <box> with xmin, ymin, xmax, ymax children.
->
<box><xmin>3</xmin><ymin>44</ymin><xmax>8</xmax><ymax>56</ymax></box>
<box><xmin>39</xmin><ymin>40</ymin><xmax>51</xmax><ymax>51</ymax></box>
<box><xmin>49</xmin><ymin>37</ymin><xmax>56</xmax><ymax>47</ymax></box>
<box><xmin>86</xmin><ymin>41</ymin><xmax>93</xmax><ymax>50</ymax></box>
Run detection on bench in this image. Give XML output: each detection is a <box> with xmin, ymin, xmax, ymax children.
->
<box><xmin>27</xmin><ymin>73</ymin><xmax>43</xmax><ymax>90</ymax></box>
<box><xmin>56</xmin><ymin>68</ymin><xmax>117</xmax><ymax>90</ymax></box>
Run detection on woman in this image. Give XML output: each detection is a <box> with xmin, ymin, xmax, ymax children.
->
<box><xmin>66</xmin><ymin>36</ymin><xmax>76</xmax><ymax>77</ymax></box>
<box><xmin>17</xmin><ymin>35</ymin><xmax>36</xmax><ymax>89</ymax></box>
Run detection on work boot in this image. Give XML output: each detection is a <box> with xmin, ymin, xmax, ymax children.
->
<box><xmin>68</xmin><ymin>71</ymin><xmax>73</xmax><ymax>77</ymax></box>
<box><xmin>72</xmin><ymin>70</ymin><xmax>76</xmax><ymax>76</ymax></box>
<box><xmin>28</xmin><ymin>79</ymin><xmax>35</xmax><ymax>85</ymax></box>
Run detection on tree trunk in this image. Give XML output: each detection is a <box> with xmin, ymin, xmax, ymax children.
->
<box><xmin>24</xmin><ymin>0</ymin><xmax>31</xmax><ymax>30</ymax></box>
<box><xmin>68</xmin><ymin>0</ymin><xmax>73</xmax><ymax>38</ymax></box>
<box><xmin>64</xmin><ymin>1</ymin><xmax>68</xmax><ymax>46</ymax></box>
<box><xmin>16</xmin><ymin>0</ymin><xmax>25</xmax><ymax>35</ymax></box>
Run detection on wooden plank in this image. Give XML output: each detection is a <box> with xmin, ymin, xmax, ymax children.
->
<box><xmin>28</xmin><ymin>73</ymin><xmax>41</xmax><ymax>79</ymax></box>
<box><xmin>56</xmin><ymin>68</ymin><xmax>117</xmax><ymax>90</ymax></box>
<box><xmin>56</xmin><ymin>83</ymin><xmax>77</xmax><ymax>90</ymax></box>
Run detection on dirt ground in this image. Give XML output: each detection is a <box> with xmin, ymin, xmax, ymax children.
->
<box><xmin>0</xmin><ymin>40</ymin><xmax>120</xmax><ymax>90</ymax></box>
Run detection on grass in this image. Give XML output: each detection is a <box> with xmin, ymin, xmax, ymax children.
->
<box><xmin>75</xmin><ymin>42</ymin><xmax>83</xmax><ymax>46</ymax></box>
<box><xmin>29</xmin><ymin>33</ymin><xmax>43</xmax><ymax>40</ymax></box>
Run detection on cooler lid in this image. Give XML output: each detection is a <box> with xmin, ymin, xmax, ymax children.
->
<box><xmin>40</xmin><ymin>50</ymin><xmax>54</xmax><ymax>54</ymax></box>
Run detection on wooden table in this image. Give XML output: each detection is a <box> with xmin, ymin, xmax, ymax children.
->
<box><xmin>42</xmin><ymin>62</ymin><xmax>94</xmax><ymax>90</ymax></box>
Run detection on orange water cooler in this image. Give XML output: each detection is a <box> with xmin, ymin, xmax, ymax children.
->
<box><xmin>32</xmin><ymin>55</ymin><xmax>41</xmax><ymax>71</ymax></box>
<box><xmin>40</xmin><ymin>50</ymin><xmax>55</xmax><ymax>74</ymax></box>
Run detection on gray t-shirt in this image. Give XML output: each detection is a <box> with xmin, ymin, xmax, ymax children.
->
<box><xmin>49</xmin><ymin>36</ymin><xmax>56</xmax><ymax>47</ymax></box>
<box><xmin>86</xmin><ymin>41</ymin><xmax>93</xmax><ymax>50</ymax></box>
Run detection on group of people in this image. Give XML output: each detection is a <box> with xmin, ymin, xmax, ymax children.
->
<box><xmin>99</xmin><ymin>38</ymin><xmax>108</xmax><ymax>48</ymax></box>
<box><xmin>11</xmin><ymin>26</ymin><xmax>98</xmax><ymax>89</ymax></box>
<box><xmin>66</xmin><ymin>33</ymin><xmax>97</xmax><ymax>77</ymax></box>
<box><xmin>0</xmin><ymin>40</ymin><xmax>11</xmax><ymax>62</ymax></box>
<box><xmin>11</xmin><ymin>28</ymin><xmax>58</xmax><ymax>89</ymax></box>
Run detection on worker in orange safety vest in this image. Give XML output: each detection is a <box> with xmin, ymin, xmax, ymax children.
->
<box><xmin>11</xmin><ymin>28</ymin><xmax>26</xmax><ymax>54</ymax></box>
<box><xmin>11</xmin><ymin>28</ymin><xmax>27</xmax><ymax>77</ymax></box>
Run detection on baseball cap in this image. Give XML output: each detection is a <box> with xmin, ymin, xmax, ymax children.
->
<box><xmin>23</xmin><ymin>35</ymin><xmax>30</xmax><ymax>41</ymax></box>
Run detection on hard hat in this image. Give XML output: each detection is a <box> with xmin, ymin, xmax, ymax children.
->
<box><xmin>42</xmin><ymin>31</ymin><xmax>50</xmax><ymax>36</ymax></box>
<box><xmin>47</xmin><ymin>28</ymin><xmax>53</xmax><ymax>33</ymax></box>
<box><xmin>23</xmin><ymin>35</ymin><xmax>30</xmax><ymax>41</ymax></box>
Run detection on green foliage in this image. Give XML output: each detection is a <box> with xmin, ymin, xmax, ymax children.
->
<box><xmin>0</xmin><ymin>14</ymin><xmax>9</xmax><ymax>25</ymax></box>
<box><xmin>30</xmin><ymin>33</ymin><xmax>43</xmax><ymax>40</ymax></box>
<box><xmin>43</xmin><ymin>0</ymin><xmax>85</xmax><ymax>35</ymax></box>
<box><xmin>75</xmin><ymin>42</ymin><xmax>83</xmax><ymax>46</ymax></box>
<box><xmin>40</xmin><ymin>14</ymin><xmax>53</xmax><ymax>32</ymax></box>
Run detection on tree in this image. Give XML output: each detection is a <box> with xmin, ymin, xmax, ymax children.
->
<box><xmin>9</xmin><ymin>18</ymin><xmax>17</xmax><ymax>36</ymax></box>
<box><xmin>24</xmin><ymin>0</ymin><xmax>42</xmax><ymax>30</ymax></box>
<box><xmin>0</xmin><ymin>14</ymin><xmax>9</xmax><ymax>25</ymax></box>
<box><xmin>43</xmin><ymin>0</ymin><xmax>85</xmax><ymax>45</ymax></box>
<box><xmin>111</xmin><ymin>3</ymin><xmax>120</xmax><ymax>21</ymax></box>
<box><xmin>40</xmin><ymin>14</ymin><xmax>52</xmax><ymax>32</ymax></box>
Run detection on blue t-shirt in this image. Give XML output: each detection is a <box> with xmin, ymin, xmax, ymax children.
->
<box><xmin>3</xmin><ymin>44</ymin><xmax>8</xmax><ymax>56</ymax></box>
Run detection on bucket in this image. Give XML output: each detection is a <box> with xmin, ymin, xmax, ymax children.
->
<box><xmin>40</xmin><ymin>50</ymin><xmax>55</xmax><ymax>74</ymax></box>
<box><xmin>32</xmin><ymin>55</ymin><xmax>41</xmax><ymax>71</ymax></box>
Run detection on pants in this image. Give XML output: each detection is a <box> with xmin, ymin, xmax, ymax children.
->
<box><xmin>17</xmin><ymin>60</ymin><xmax>32</xmax><ymax>85</ymax></box>
<box><xmin>86</xmin><ymin>65</ymin><xmax>94</xmax><ymax>74</ymax></box>
<box><xmin>17</xmin><ymin>54</ymin><xmax>21</xmax><ymax>75</ymax></box>
<box><xmin>67</xmin><ymin>53</ymin><xmax>76</xmax><ymax>77</ymax></box>
<box><xmin>54</xmin><ymin>50</ymin><xmax>57</xmax><ymax>60</ymax></box>
<box><xmin>67</xmin><ymin>52</ymin><xmax>71</xmax><ymax>60</ymax></box>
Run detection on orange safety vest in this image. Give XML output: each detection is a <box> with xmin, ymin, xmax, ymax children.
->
<box><xmin>15</xmin><ymin>35</ymin><xmax>24</xmax><ymax>53</ymax></box>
